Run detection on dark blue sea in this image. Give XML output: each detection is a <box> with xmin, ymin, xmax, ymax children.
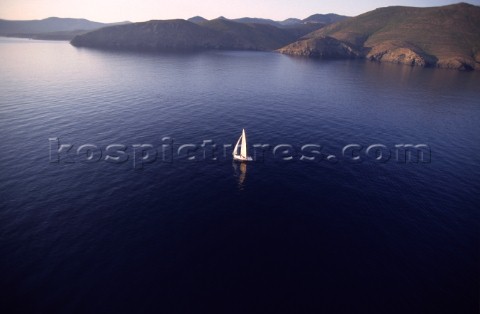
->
<box><xmin>1</xmin><ymin>37</ymin><xmax>479</xmax><ymax>314</ymax></box>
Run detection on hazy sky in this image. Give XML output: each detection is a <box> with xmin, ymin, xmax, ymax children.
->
<box><xmin>1</xmin><ymin>0</ymin><xmax>479</xmax><ymax>22</ymax></box>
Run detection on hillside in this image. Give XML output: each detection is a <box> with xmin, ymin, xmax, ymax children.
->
<box><xmin>278</xmin><ymin>3</ymin><xmax>480</xmax><ymax>70</ymax></box>
<box><xmin>2</xmin><ymin>30</ymin><xmax>92</xmax><ymax>41</ymax></box>
<box><xmin>0</xmin><ymin>17</ymin><xmax>129</xmax><ymax>40</ymax></box>
<box><xmin>71</xmin><ymin>20</ymin><xmax>219</xmax><ymax>50</ymax></box>
<box><xmin>71</xmin><ymin>18</ymin><xmax>326</xmax><ymax>51</ymax></box>
<box><xmin>303</xmin><ymin>13</ymin><xmax>347</xmax><ymax>24</ymax></box>
<box><xmin>200</xmin><ymin>19</ymin><xmax>300</xmax><ymax>50</ymax></box>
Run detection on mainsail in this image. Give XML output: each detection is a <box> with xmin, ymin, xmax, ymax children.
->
<box><xmin>240</xmin><ymin>129</ymin><xmax>247</xmax><ymax>158</ymax></box>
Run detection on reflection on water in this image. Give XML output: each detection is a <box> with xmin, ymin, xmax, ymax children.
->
<box><xmin>232</xmin><ymin>161</ymin><xmax>247</xmax><ymax>189</ymax></box>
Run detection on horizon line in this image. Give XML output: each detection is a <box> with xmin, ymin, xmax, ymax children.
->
<box><xmin>0</xmin><ymin>1</ymin><xmax>477</xmax><ymax>24</ymax></box>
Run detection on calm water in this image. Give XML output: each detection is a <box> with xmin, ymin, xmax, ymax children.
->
<box><xmin>1</xmin><ymin>37</ymin><xmax>479</xmax><ymax>313</ymax></box>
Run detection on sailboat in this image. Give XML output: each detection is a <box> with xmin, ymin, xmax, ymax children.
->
<box><xmin>233</xmin><ymin>129</ymin><xmax>253</xmax><ymax>161</ymax></box>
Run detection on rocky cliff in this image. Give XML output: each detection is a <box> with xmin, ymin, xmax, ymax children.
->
<box><xmin>278</xmin><ymin>3</ymin><xmax>480</xmax><ymax>71</ymax></box>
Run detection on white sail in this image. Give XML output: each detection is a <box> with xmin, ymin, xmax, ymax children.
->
<box><xmin>233</xmin><ymin>129</ymin><xmax>252</xmax><ymax>161</ymax></box>
<box><xmin>240</xmin><ymin>129</ymin><xmax>247</xmax><ymax>158</ymax></box>
<box><xmin>233</xmin><ymin>134</ymin><xmax>242</xmax><ymax>156</ymax></box>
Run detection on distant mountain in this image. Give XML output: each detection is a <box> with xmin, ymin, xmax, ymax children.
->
<box><xmin>186</xmin><ymin>14</ymin><xmax>349</xmax><ymax>28</ymax></box>
<box><xmin>278</xmin><ymin>3</ymin><xmax>480</xmax><ymax>70</ymax></box>
<box><xmin>71</xmin><ymin>18</ymin><xmax>327</xmax><ymax>52</ymax></box>
<box><xmin>187</xmin><ymin>16</ymin><xmax>208</xmax><ymax>24</ymax></box>
<box><xmin>279</xmin><ymin>18</ymin><xmax>302</xmax><ymax>26</ymax></box>
<box><xmin>0</xmin><ymin>17</ymin><xmax>130</xmax><ymax>40</ymax></box>
<box><xmin>232</xmin><ymin>15</ymin><xmax>349</xmax><ymax>27</ymax></box>
<box><xmin>303</xmin><ymin>13</ymin><xmax>348</xmax><ymax>24</ymax></box>
<box><xmin>232</xmin><ymin>17</ymin><xmax>280</xmax><ymax>27</ymax></box>
<box><xmin>2</xmin><ymin>30</ymin><xmax>94</xmax><ymax>41</ymax></box>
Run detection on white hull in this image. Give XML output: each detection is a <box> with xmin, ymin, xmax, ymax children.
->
<box><xmin>233</xmin><ymin>155</ymin><xmax>253</xmax><ymax>162</ymax></box>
